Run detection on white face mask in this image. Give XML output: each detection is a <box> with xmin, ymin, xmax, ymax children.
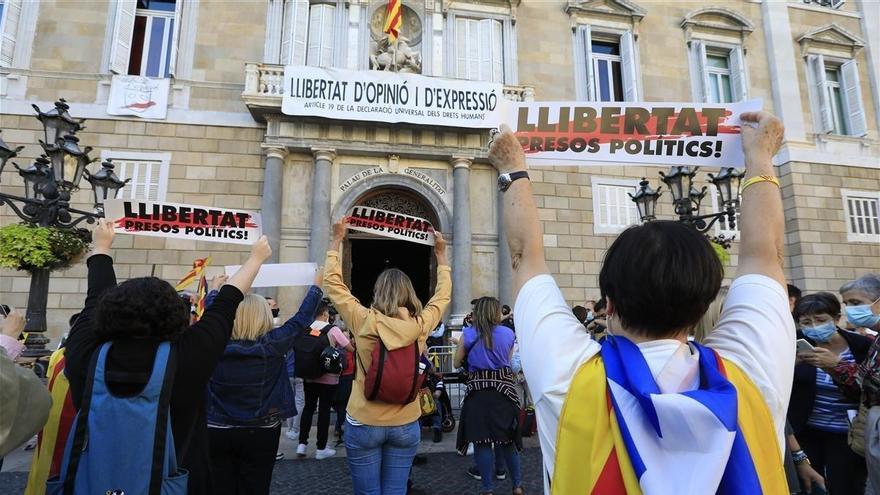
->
<box><xmin>272</xmin><ymin>317</ymin><xmax>281</xmax><ymax>326</ymax></box>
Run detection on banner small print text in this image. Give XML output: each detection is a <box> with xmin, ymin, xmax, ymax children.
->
<box><xmin>104</xmin><ymin>199</ymin><xmax>262</xmax><ymax>245</ymax></box>
<box><xmin>345</xmin><ymin>206</ymin><xmax>435</xmax><ymax>246</ymax></box>
<box><xmin>504</xmin><ymin>99</ymin><xmax>762</xmax><ymax>167</ymax></box>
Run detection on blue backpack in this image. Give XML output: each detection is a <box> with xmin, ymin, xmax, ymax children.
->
<box><xmin>47</xmin><ymin>341</ymin><xmax>188</xmax><ymax>495</ymax></box>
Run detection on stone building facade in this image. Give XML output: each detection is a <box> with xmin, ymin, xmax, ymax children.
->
<box><xmin>1</xmin><ymin>0</ymin><xmax>878</xmax><ymax>342</ymax></box>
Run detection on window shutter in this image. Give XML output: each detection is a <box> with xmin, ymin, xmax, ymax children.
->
<box><xmin>578</xmin><ymin>25</ymin><xmax>595</xmax><ymax>101</ymax></box>
<box><xmin>307</xmin><ymin>4</ymin><xmax>335</xmax><ymax>67</ymax></box>
<box><xmin>484</xmin><ymin>19</ymin><xmax>503</xmax><ymax>83</ymax></box>
<box><xmin>281</xmin><ymin>0</ymin><xmax>308</xmax><ymax>65</ymax></box>
<box><xmin>455</xmin><ymin>18</ymin><xmax>467</xmax><ymax>78</ymax></box>
<box><xmin>808</xmin><ymin>54</ymin><xmax>833</xmax><ymax>134</ymax></box>
<box><xmin>729</xmin><ymin>46</ymin><xmax>747</xmax><ymax>102</ymax></box>
<box><xmin>620</xmin><ymin>30</ymin><xmax>638</xmax><ymax>101</ymax></box>
<box><xmin>0</xmin><ymin>0</ymin><xmax>21</xmax><ymax>67</ymax></box>
<box><xmin>479</xmin><ymin>19</ymin><xmax>491</xmax><ymax>82</ymax></box>
<box><xmin>108</xmin><ymin>0</ymin><xmax>137</xmax><ymax>74</ymax></box>
<box><xmin>840</xmin><ymin>59</ymin><xmax>867</xmax><ymax>137</ymax></box>
<box><xmin>167</xmin><ymin>0</ymin><xmax>183</xmax><ymax>77</ymax></box>
<box><xmin>696</xmin><ymin>41</ymin><xmax>711</xmax><ymax>102</ymax></box>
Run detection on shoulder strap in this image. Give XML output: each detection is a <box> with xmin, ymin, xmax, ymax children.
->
<box><xmin>61</xmin><ymin>342</ymin><xmax>108</xmax><ymax>495</ymax></box>
<box><xmin>321</xmin><ymin>323</ymin><xmax>335</xmax><ymax>335</ymax></box>
<box><xmin>149</xmin><ymin>342</ymin><xmax>176</xmax><ymax>495</ymax></box>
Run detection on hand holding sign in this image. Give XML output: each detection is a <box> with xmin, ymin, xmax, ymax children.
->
<box><xmin>739</xmin><ymin>111</ymin><xmax>783</xmax><ymax>166</ymax></box>
<box><xmin>434</xmin><ymin>231</ymin><xmax>448</xmax><ymax>265</ymax></box>
<box><xmin>250</xmin><ymin>235</ymin><xmax>273</xmax><ymax>263</ymax></box>
<box><xmin>488</xmin><ymin>124</ymin><xmax>527</xmax><ymax>174</ymax></box>
<box><xmin>92</xmin><ymin>218</ymin><xmax>116</xmax><ymax>256</ymax></box>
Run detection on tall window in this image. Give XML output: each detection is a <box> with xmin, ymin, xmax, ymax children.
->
<box><xmin>591</xmin><ymin>39</ymin><xmax>623</xmax><ymax>102</ymax></box>
<box><xmin>276</xmin><ymin>0</ymin><xmax>339</xmax><ymax>68</ymax></box>
<box><xmin>689</xmin><ymin>41</ymin><xmax>746</xmax><ymax>103</ymax></box>
<box><xmin>103</xmin><ymin>151</ymin><xmax>171</xmax><ymax>202</ymax></box>
<box><xmin>454</xmin><ymin>18</ymin><xmax>503</xmax><ymax>83</ymax></box>
<box><xmin>574</xmin><ymin>26</ymin><xmax>638</xmax><ymax>102</ymax></box>
<box><xmin>306</xmin><ymin>3</ymin><xmax>336</xmax><ymax>67</ymax></box>
<box><xmin>842</xmin><ymin>189</ymin><xmax>879</xmax><ymax>243</ymax></box>
<box><xmin>0</xmin><ymin>0</ymin><xmax>20</xmax><ymax>67</ymax></box>
<box><xmin>808</xmin><ymin>54</ymin><xmax>867</xmax><ymax>137</ymax></box>
<box><xmin>109</xmin><ymin>0</ymin><xmax>181</xmax><ymax>77</ymax></box>
<box><xmin>128</xmin><ymin>0</ymin><xmax>177</xmax><ymax>77</ymax></box>
<box><xmin>591</xmin><ymin>178</ymin><xmax>640</xmax><ymax>234</ymax></box>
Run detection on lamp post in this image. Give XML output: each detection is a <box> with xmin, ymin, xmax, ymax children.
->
<box><xmin>630</xmin><ymin>166</ymin><xmax>745</xmax><ymax>233</ymax></box>
<box><xmin>0</xmin><ymin>99</ymin><xmax>127</xmax><ymax>357</ymax></box>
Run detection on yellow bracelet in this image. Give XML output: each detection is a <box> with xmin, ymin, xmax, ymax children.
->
<box><xmin>741</xmin><ymin>175</ymin><xmax>780</xmax><ymax>193</ymax></box>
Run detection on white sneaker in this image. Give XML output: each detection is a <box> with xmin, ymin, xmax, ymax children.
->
<box><xmin>296</xmin><ymin>443</ymin><xmax>307</xmax><ymax>457</ymax></box>
<box><xmin>285</xmin><ymin>430</ymin><xmax>298</xmax><ymax>441</ymax></box>
<box><xmin>315</xmin><ymin>448</ymin><xmax>336</xmax><ymax>460</ymax></box>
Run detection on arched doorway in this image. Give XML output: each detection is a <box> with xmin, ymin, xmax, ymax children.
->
<box><xmin>343</xmin><ymin>187</ymin><xmax>439</xmax><ymax>307</ymax></box>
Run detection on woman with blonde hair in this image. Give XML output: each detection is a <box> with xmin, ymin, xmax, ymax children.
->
<box><xmin>206</xmin><ymin>271</ymin><xmax>324</xmax><ymax>495</ymax></box>
<box><xmin>454</xmin><ymin>296</ymin><xmax>522</xmax><ymax>495</ymax></box>
<box><xmin>324</xmin><ymin>220</ymin><xmax>451</xmax><ymax>495</ymax></box>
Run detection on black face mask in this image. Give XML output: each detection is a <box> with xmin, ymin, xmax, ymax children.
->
<box><xmin>271</xmin><ymin>308</ymin><xmax>280</xmax><ymax>318</ymax></box>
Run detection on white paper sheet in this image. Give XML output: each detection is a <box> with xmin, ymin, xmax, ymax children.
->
<box><xmin>224</xmin><ymin>263</ymin><xmax>318</xmax><ymax>288</ymax></box>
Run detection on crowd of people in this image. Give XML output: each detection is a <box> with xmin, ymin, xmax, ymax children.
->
<box><xmin>1</xmin><ymin>109</ymin><xmax>879</xmax><ymax>495</ymax></box>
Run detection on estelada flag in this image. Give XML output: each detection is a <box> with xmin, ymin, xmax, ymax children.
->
<box><xmin>194</xmin><ymin>274</ymin><xmax>208</xmax><ymax>319</ymax></box>
<box><xmin>383</xmin><ymin>0</ymin><xmax>401</xmax><ymax>41</ymax></box>
<box><xmin>175</xmin><ymin>257</ymin><xmax>211</xmax><ymax>291</ymax></box>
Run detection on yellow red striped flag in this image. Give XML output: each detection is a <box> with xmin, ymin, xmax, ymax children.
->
<box><xmin>175</xmin><ymin>257</ymin><xmax>211</xmax><ymax>292</ymax></box>
<box><xmin>194</xmin><ymin>274</ymin><xmax>208</xmax><ymax>319</ymax></box>
<box><xmin>383</xmin><ymin>0</ymin><xmax>401</xmax><ymax>42</ymax></box>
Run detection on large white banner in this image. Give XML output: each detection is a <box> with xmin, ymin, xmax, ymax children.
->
<box><xmin>502</xmin><ymin>99</ymin><xmax>762</xmax><ymax>167</ymax></box>
<box><xmin>345</xmin><ymin>206</ymin><xmax>436</xmax><ymax>246</ymax></box>
<box><xmin>107</xmin><ymin>75</ymin><xmax>169</xmax><ymax>119</ymax></box>
<box><xmin>282</xmin><ymin>66</ymin><xmax>503</xmax><ymax>128</ymax></box>
<box><xmin>104</xmin><ymin>199</ymin><xmax>262</xmax><ymax>245</ymax></box>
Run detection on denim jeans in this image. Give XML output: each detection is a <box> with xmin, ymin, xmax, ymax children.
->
<box><xmin>344</xmin><ymin>420</ymin><xmax>421</xmax><ymax>495</ymax></box>
<box><xmin>474</xmin><ymin>442</ymin><xmax>521</xmax><ymax>492</ymax></box>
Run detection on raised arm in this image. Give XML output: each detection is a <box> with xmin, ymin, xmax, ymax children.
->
<box><xmin>488</xmin><ymin>125</ymin><xmax>549</xmax><ymax>297</ymax></box>
<box><xmin>418</xmin><ymin>232</ymin><xmax>451</xmax><ymax>333</ymax></box>
<box><xmin>324</xmin><ymin>221</ymin><xmax>368</xmax><ymax>332</ymax></box>
<box><xmin>735</xmin><ymin>111</ymin><xmax>786</xmax><ymax>287</ymax></box>
<box><xmin>226</xmin><ymin>235</ymin><xmax>272</xmax><ymax>294</ymax></box>
<box><xmin>263</xmin><ymin>280</ymin><xmax>324</xmax><ymax>354</ymax></box>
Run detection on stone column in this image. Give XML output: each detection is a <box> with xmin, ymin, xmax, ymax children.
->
<box><xmin>308</xmin><ymin>148</ymin><xmax>336</xmax><ymax>263</ymax></box>
<box><xmin>451</xmin><ymin>156</ymin><xmax>473</xmax><ymax>321</ymax></box>
<box><xmin>259</xmin><ymin>146</ymin><xmax>287</xmax><ymax>298</ymax></box>
<box><xmin>760</xmin><ymin>0</ymin><xmax>806</xmax><ymax>142</ymax></box>
<box><xmin>497</xmin><ymin>191</ymin><xmax>513</xmax><ymax>306</ymax></box>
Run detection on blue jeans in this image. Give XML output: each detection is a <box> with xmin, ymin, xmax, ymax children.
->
<box><xmin>345</xmin><ymin>420</ymin><xmax>420</xmax><ymax>495</ymax></box>
<box><xmin>474</xmin><ymin>442</ymin><xmax>521</xmax><ymax>492</ymax></box>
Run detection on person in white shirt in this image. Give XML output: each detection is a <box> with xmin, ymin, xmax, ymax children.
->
<box><xmin>487</xmin><ymin>111</ymin><xmax>795</xmax><ymax>494</ymax></box>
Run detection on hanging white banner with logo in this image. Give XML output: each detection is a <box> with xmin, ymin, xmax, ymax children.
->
<box><xmin>344</xmin><ymin>206</ymin><xmax>436</xmax><ymax>246</ymax></box>
<box><xmin>107</xmin><ymin>75</ymin><xmax>170</xmax><ymax>119</ymax></box>
<box><xmin>282</xmin><ymin>65</ymin><xmax>502</xmax><ymax>128</ymax></box>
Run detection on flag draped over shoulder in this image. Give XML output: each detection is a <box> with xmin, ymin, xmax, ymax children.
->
<box><xmin>175</xmin><ymin>257</ymin><xmax>211</xmax><ymax>291</ymax></box>
<box><xmin>383</xmin><ymin>0</ymin><xmax>401</xmax><ymax>41</ymax></box>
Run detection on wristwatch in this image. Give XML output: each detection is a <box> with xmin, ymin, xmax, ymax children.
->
<box><xmin>791</xmin><ymin>450</ymin><xmax>810</xmax><ymax>465</ymax></box>
<box><xmin>498</xmin><ymin>171</ymin><xmax>529</xmax><ymax>192</ymax></box>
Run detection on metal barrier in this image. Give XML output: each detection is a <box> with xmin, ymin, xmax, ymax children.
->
<box><xmin>426</xmin><ymin>345</ymin><xmax>457</xmax><ymax>374</ymax></box>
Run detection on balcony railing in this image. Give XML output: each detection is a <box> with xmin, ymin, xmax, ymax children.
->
<box><xmin>243</xmin><ymin>63</ymin><xmax>535</xmax><ymax>103</ymax></box>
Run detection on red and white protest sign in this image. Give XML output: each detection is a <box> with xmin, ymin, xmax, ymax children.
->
<box><xmin>345</xmin><ymin>206</ymin><xmax>435</xmax><ymax>246</ymax></box>
<box><xmin>104</xmin><ymin>199</ymin><xmax>262</xmax><ymax>245</ymax></box>
<box><xmin>503</xmin><ymin>99</ymin><xmax>762</xmax><ymax>167</ymax></box>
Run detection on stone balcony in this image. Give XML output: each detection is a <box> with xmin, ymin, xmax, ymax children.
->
<box><xmin>242</xmin><ymin>62</ymin><xmax>535</xmax><ymax>121</ymax></box>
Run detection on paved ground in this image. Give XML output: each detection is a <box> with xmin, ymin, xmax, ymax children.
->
<box><xmin>0</xmin><ymin>427</ymin><xmax>544</xmax><ymax>494</ymax></box>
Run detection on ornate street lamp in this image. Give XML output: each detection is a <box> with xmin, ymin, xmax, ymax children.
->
<box><xmin>628</xmin><ymin>178</ymin><xmax>662</xmax><ymax>222</ymax></box>
<box><xmin>631</xmin><ymin>166</ymin><xmax>744</xmax><ymax>233</ymax></box>
<box><xmin>0</xmin><ymin>130</ymin><xmax>25</xmax><ymax>179</ymax></box>
<box><xmin>85</xmin><ymin>159</ymin><xmax>130</xmax><ymax>212</ymax></box>
<box><xmin>1</xmin><ymin>99</ymin><xmax>123</xmax><ymax>358</ymax></box>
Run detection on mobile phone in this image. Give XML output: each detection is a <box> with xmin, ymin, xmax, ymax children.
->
<box><xmin>796</xmin><ymin>339</ymin><xmax>815</xmax><ymax>353</ymax></box>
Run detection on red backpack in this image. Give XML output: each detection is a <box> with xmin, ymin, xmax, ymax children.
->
<box><xmin>362</xmin><ymin>340</ymin><xmax>424</xmax><ymax>404</ymax></box>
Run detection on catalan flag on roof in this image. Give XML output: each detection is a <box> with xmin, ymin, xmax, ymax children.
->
<box><xmin>383</xmin><ymin>0</ymin><xmax>401</xmax><ymax>42</ymax></box>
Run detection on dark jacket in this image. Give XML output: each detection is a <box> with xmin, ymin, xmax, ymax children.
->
<box><xmin>65</xmin><ymin>254</ymin><xmax>244</xmax><ymax>495</ymax></box>
<box><xmin>787</xmin><ymin>328</ymin><xmax>872</xmax><ymax>435</ymax></box>
<box><xmin>206</xmin><ymin>285</ymin><xmax>322</xmax><ymax>426</ymax></box>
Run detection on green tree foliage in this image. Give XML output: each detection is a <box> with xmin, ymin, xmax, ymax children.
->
<box><xmin>0</xmin><ymin>224</ymin><xmax>91</xmax><ymax>271</ymax></box>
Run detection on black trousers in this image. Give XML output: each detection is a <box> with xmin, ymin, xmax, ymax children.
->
<box><xmin>299</xmin><ymin>381</ymin><xmax>337</xmax><ymax>450</ymax></box>
<box><xmin>799</xmin><ymin>426</ymin><xmax>867</xmax><ymax>495</ymax></box>
<box><xmin>208</xmin><ymin>424</ymin><xmax>281</xmax><ymax>495</ymax></box>
<box><xmin>333</xmin><ymin>374</ymin><xmax>354</xmax><ymax>433</ymax></box>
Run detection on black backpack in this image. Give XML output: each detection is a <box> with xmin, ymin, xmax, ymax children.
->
<box><xmin>294</xmin><ymin>324</ymin><xmax>335</xmax><ymax>379</ymax></box>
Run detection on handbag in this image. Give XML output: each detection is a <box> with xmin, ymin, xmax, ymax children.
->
<box><xmin>849</xmin><ymin>402</ymin><xmax>868</xmax><ymax>456</ymax></box>
<box><xmin>418</xmin><ymin>388</ymin><xmax>437</xmax><ymax>417</ymax></box>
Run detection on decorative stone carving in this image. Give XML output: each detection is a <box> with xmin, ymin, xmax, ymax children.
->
<box><xmin>371</xmin><ymin>35</ymin><xmax>422</xmax><ymax>73</ymax></box>
<box><xmin>360</xmin><ymin>191</ymin><xmax>434</xmax><ymax>221</ymax></box>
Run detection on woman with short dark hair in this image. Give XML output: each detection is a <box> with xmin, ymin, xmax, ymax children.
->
<box><xmin>63</xmin><ymin>219</ymin><xmax>271</xmax><ymax>493</ymax></box>
<box><xmin>788</xmin><ymin>292</ymin><xmax>870</xmax><ymax>494</ymax></box>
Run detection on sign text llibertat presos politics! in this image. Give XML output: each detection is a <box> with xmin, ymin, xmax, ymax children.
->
<box><xmin>503</xmin><ymin>100</ymin><xmax>762</xmax><ymax>167</ymax></box>
<box><xmin>282</xmin><ymin>65</ymin><xmax>503</xmax><ymax>128</ymax></box>
<box><xmin>345</xmin><ymin>206</ymin><xmax>435</xmax><ymax>246</ymax></box>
